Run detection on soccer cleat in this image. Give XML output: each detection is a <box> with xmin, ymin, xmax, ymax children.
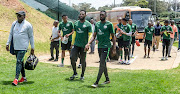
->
<box><xmin>91</xmin><ymin>83</ymin><xmax>98</xmax><ymax>88</ymax></box>
<box><xmin>161</xmin><ymin>57</ymin><xmax>165</xmax><ymax>61</ymax></box>
<box><xmin>18</xmin><ymin>77</ymin><xmax>27</xmax><ymax>83</ymax></box>
<box><xmin>12</xmin><ymin>79</ymin><xmax>18</xmax><ymax>86</ymax></box>
<box><xmin>57</xmin><ymin>64</ymin><xmax>64</xmax><ymax>67</ymax></box>
<box><xmin>54</xmin><ymin>59</ymin><xmax>58</xmax><ymax>61</ymax></box>
<box><xmin>69</xmin><ymin>74</ymin><xmax>78</xmax><ymax>80</ymax></box>
<box><xmin>78</xmin><ymin>64</ymin><xmax>81</xmax><ymax>68</ymax></box>
<box><xmin>102</xmin><ymin>80</ymin><xmax>110</xmax><ymax>84</ymax></box>
<box><xmin>165</xmin><ymin>56</ymin><xmax>168</xmax><ymax>60</ymax></box>
<box><xmin>80</xmin><ymin>76</ymin><xmax>84</xmax><ymax>80</ymax></box>
<box><xmin>49</xmin><ymin>57</ymin><xmax>54</xmax><ymax>61</ymax></box>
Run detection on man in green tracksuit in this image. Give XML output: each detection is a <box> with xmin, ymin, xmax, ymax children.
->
<box><xmin>58</xmin><ymin>15</ymin><xmax>74</xmax><ymax>67</ymax></box>
<box><xmin>143</xmin><ymin>22</ymin><xmax>155</xmax><ymax>58</ymax></box>
<box><xmin>129</xmin><ymin>19</ymin><xmax>137</xmax><ymax>58</ymax></box>
<box><xmin>115</xmin><ymin>17</ymin><xmax>124</xmax><ymax>63</ymax></box>
<box><xmin>85</xmin><ymin>10</ymin><xmax>116</xmax><ymax>88</ymax></box>
<box><xmin>160</xmin><ymin>20</ymin><xmax>173</xmax><ymax>60</ymax></box>
<box><xmin>70</xmin><ymin>10</ymin><xmax>92</xmax><ymax>80</ymax></box>
<box><xmin>120</xmin><ymin>18</ymin><xmax>132</xmax><ymax>65</ymax></box>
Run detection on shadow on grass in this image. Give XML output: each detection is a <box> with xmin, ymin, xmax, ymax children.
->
<box><xmin>1</xmin><ymin>81</ymin><xmax>34</xmax><ymax>85</ymax></box>
<box><xmin>65</xmin><ymin>78</ymin><xmax>84</xmax><ymax>83</ymax></box>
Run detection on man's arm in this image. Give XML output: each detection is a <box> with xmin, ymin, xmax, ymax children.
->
<box><xmin>28</xmin><ymin>25</ymin><xmax>35</xmax><ymax>55</ymax></box>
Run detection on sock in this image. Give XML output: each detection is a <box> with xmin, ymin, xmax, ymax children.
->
<box><xmin>120</xmin><ymin>50</ymin><xmax>123</xmax><ymax>59</ymax></box>
<box><xmin>61</xmin><ymin>58</ymin><xmax>64</xmax><ymax>64</ymax></box>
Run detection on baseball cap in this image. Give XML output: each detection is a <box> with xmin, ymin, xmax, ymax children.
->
<box><xmin>16</xmin><ymin>11</ymin><xmax>26</xmax><ymax>16</ymax></box>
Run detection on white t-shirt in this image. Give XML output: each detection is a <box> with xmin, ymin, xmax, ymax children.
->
<box><xmin>91</xmin><ymin>24</ymin><xmax>95</xmax><ymax>33</ymax></box>
<box><xmin>52</xmin><ymin>26</ymin><xmax>60</xmax><ymax>41</ymax></box>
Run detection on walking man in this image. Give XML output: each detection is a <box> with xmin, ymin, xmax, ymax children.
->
<box><xmin>143</xmin><ymin>22</ymin><xmax>155</xmax><ymax>58</ymax></box>
<box><xmin>129</xmin><ymin>19</ymin><xmax>137</xmax><ymax>58</ymax></box>
<box><xmin>168</xmin><ymin>20</ymin><xmax>178</xmax><ymax>57</ymax></box>
<box><xmin>69</xmin><ymin>10</ymin><xmax>92</xmax><ymax>80</ymax></box>
<box><xmin>115</xmin><ymin>17</ymin><xmax>124</xmax><ymax>63</ymax></box>
<box><xmin>153</xmin><ymin>21</ymin><xmax>161</xmax><ymax>51</ymax></box>
<box><xmin>85</xmin><ymin>10</ymin><xmax>116</xmax><ymax>88</ymax></box>
<box><xmin>57</xmin><ymin>15</ymin><xmax>74</xmax><ymax>67</ymax></box>
<box><xmin>120</xmin><ymin>18</ymin><xmax>132</xmax><ymax>65</ymax></box>
<box><xmin>49</xmin><ymin>20</ymin><xmax>60</xmax><ymax>61</ymax></box>
<box><xmin>160</xmin><ymin>20</ymin><xmax>173</xmax><ymax>60</ymax></box>
<box><xmin>6</xmin><ymin>11</ymin><xmax>34</xmax><ymax>86</ymax></box>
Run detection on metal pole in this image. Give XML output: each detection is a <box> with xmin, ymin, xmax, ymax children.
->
<box><xmin>154</xmin><ymin>0</ymin><xmax>156</xmax><ymax>14</ymax></box>
<box><xmin>58</xmin><ymin>0</ymin><xmax>59</xmax><ymax>21</ymax></box>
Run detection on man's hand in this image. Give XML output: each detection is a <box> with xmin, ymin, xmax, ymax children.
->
<box><xmin>65</xmin><ymin>34</ymin><xmax>69</xmax><ymax>38</ymax></box>
<box><xmin>85</xmin><ymin>44</ymin><xmax>90</xmax><ymax>52</ymax></box>
<box><xmin>51</xmin><ymin>39</ymin><xmax>54</xmax><ymax>42</ymax></box>
<box><xmin>6</xmin><ymin>45</ymin><xmax>9</xmax><ymax>51</ymax></box>
<box><xmin>30</xmin><ymin>49</ymin><xmax>34</xmax><ymax>55</ymax></box>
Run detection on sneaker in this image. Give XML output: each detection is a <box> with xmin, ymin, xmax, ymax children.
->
<box><xmin>57</xmin><ymin>64</ymin><xmax>64</xmax><ymax>67</ymax></box>
<box><xmin>89</xmin><ymin>52</ymin><xmax>94</xmax><ymax>54</ymax></box>
<box><xmin>168</xmin><ymin>55</ymin><xmax>171</xmax><ymax>57</ymax></box>
<box><xmin>161</xmin><ymin>57</ymin><xmax>165</xmax><ymax>61</ymax></box>
<box><xmin>80</xmin><ymin>76</ymin><xmax>84</xmax><ymax>80</ymax></box>
<box><xmin>147</xmin><ymin>56</ymin><xmax>150</xmax><ymax>58</ymax></box>
<box><xmin>49</xmin><ymin>57</ymin><xmax>54</xmax><ymax>61</ymax></box>
<box><xmin>78</xmin><ymin>64</ymin><xmax>81</xmax><ymax>68</ymax></box>
<box><xmin>69</xmin><ymin>74</ymin><xmax>78</xmax><ymax>80</ymax></box>
<box><xmin>165</xmin><ymin>56</ymin><xmax>168</xmax><ymax>60</ymax></box>
<box><xmin>125</xmin><ymin>60</ymin><xmax>131</xmax><ymax>65</ymax></box>
<box><xmin>102</xmin><ymin>80</ymin><xmax>110</xmax><ymax>84</ymax></box>
<box><xmin>12</xmin><ymin>79</ymin><xmax>18</xmax><ymax>86</ymax></box>
<box><xmin>119</xmin><ymin>59</ymin><xmax>123</xmax><ymax>63</ymax></box>
<box><xmin>131</xmin><ymin>55</ymin><xmax>134</xmax><ymax>58</ymax></box>
<box><xmin>121</xmin><ymin>61</ymin><xmax>126</xmax><ymax>64</ymax></box>
<box><xmin>144</xmin><ymin>55</ymin><xmax>146</xmax><ymax>58</ymax></box>
<box><xmin>18</xmin><ymin>77</ymin><xmax>27</xmax><ymax>83</ymax></box>
<box><xmin>156</xmin><ymin>49</ymin><xmax>159</xmax><ymax>51</ymax></box>
<box><xmin>91</xmin><ymin>83</ymin><xmax>98</xmax><ymax>88</ymax></box>
<box><xmin>54</xmin><ymin>59</ymin><xmax>58</xmax><ymax>61</ymax></box>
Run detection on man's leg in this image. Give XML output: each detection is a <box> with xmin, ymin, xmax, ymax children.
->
<box><xmin>55</xmin><ymin>41</ymin><xmax>59</xmax><ymax>61</ymax></box>
<box><xmin>90</xmin><ymin>40</ymin><xmax>95</xmax><ymax>53</ymax></box>
<box><xmin>21</xmin><ymin>60</ymin><xmax>25</xmax><ymax>78</ymax></box>
<box><xmin>144</xmin><ymin>40</ymin><xmax>147</xmax><ymax>58</ymax></box>
<box><xmin>50</xmin><ymin>42</ymin><xmax>54</xmax><ymax>60</ymax></box>
<box><xmin>70</xmin><ymin>46</ymin><xmax>79</xmax><ymax>76</ymax></box>
<box><xmin>15</xmin><ymin>50</ymin><xmax>26</xmax><ymax>80</ymax></box>
<box><xmin>168</xmin><ymin>38</ymin><xmax>174</xmax><ymax>57</ymax></box>
<box><xmin>79</xmin><ymin>47</ymin><xmax>86</xmax><ymax>78</ymax></box>
<box><xmin>178</xmin><ymin>34</ymin><xmax>180</xmax><ymax>49</ymax></box>
<box><xmin>147</xmin><ymin>42</ymin><xmax>151</xmax><ymax>58</ymax></box>
<box><xmin>95</xmin><ymin>48</ymin><xmax>110</xmax><ymax>84</ymax></box>
<box><xmin>166</xmin><ymin>40</ymin><xmax>170</xmax><ymax>57</ymax></box>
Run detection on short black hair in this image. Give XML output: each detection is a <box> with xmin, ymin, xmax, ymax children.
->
<box><xmin>80</xmin><ymin>10</ymin><xmax>86</xmax><ymax>15</ymax></box>
<box><xmin>62</xmin><ymin>14</ymin><xmax>67</xmax><ymax>17</ymax></box>
<box><xmin>100</xmin><ymin>10</ymin><xmax>107</xmax><ymax>15</ymax></box>
<box><xmin>164</xmin><ymin>20</ymin><xmax>169</xmax><ymax>23</ymax></box>
<box><xmin>122</xmin><ymin>18</ymin><xmax>128</xmax><ymax>21</ymax></box>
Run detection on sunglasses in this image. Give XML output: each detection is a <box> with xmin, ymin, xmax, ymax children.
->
<box><xmin>17</xmin><ymin>14</ymin><xmax>22</xmax><ymax>17</ymax></box>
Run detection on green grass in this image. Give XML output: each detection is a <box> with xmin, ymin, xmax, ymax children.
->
<box><xmin>1</xmin><ymin>52</ymin><xmax>180</xmax><ymax>94</ymax></box>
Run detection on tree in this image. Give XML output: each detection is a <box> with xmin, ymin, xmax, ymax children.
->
<box><xmin>98</xmin><ymin>5</ymin><xmax>113</xmax><ymax>11</ymax></box>
<box><xmin>72</xmin><ymin>3</ymin><xmax>97</xmax><ymax>12</ymax></box>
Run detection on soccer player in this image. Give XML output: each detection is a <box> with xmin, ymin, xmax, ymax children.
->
<box><xmin>143</xmin><ymin>22</ymin><xmax>155</xmax><ymax>58</ymax></box>
<box><xmin>57</xmin><ymin>15</ymin><xmax>74</xmax><ymax>67</ymax></box>
<box><xmin>69</xmin><ymin>10</ymin><xmax>92</xmax><ymax>80</ymax></box>
<box><xmin>85</xmin><ymin>10</ymin><xmax>116</xmax><ymax>88</ymax></box>
<box><xmin>160</xmin><ymin>20</ymin><xmax>173</xmax><ymax>60</ymax></box>
<box><xmin>120</xmin><ymin>18</ymin><xmax>132</xmax><ymax>65</ymax></box>
<box><xmin>115</xmin><ymin>17</ymin><xmax>124</xmax><ymax>63</ymax></box>
<box><xmin>129</xmin><ymin>19</ymin><xmax>137</xmax><ymax>58</ymax></box>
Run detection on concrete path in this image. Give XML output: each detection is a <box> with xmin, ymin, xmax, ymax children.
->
<box><xmin>38</xmin><ymin>43</ymin><xmax>180</xmax><ymax>70</ymax></box>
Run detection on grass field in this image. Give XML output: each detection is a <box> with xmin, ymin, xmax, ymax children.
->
<box><xmin>1</xmin><ymin>50</ymin><xmax>180</xmax><ymax>94</ymax></box>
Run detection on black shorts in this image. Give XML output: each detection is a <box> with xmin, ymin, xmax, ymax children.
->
<box><xmin>131</xmin><ymin>37</ymin><xmax>136</xmax><ymax>44</ymax></box>
<box><xmin>144</xmin><ymin>39</ymin><xmax>152</xmax><ymax>48</ymax></box>
<box><xmin>123</xmin><ymin>41</ymin><xmax>130</xmax><ymax>48</ymax></box>
<box><xmin>118</xmin><ymin>38</ymin><xmax>124</xmax><ymax>48</ymax></box>
<box><xmin>162</xmin><ymin>39</ymin><xmax>170</xmax><ymax>47</ymax></box>
<box><xmin>61</xmin><ymin>41</ymin><xmax>72</xmax><ymax>50</ymax></box>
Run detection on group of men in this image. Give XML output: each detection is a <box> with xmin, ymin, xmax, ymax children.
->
<box><xmin>6</xmin><ymin>10</ymin><xmax>179</xmax><ymax>88</ymax></box>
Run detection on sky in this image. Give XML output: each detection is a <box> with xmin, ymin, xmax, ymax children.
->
<box><xmin>60</xmin><ymin>0</ymin><xmax>177</xmax><ymax>9</ymax></box>
<box><xmin>60</xmin><ymin>0</ymin><xmax>123</xmax><ymax>9</ymax></box>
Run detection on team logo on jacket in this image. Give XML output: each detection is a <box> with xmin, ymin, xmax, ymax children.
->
<box><xmin>77</xmin><ymin>28</ymin><xmax>84</xmax><ymax>33</ymax></box>
<box><xmin>66</xmin><ymin>24</ymin><xmax>70</xmax><ymax>27</ymax></box>
<box><xmin>98</xmin><ymin>29</ymin><xmax>104</xmax><ymax>35</ymax></box>
<box><xmin>63</xmin><ymin>27</ymin><xmax>68</xmax><ymax>31</ymax></box>
<box><xmin>104</xmin><ymin>25</ymin><xmax>107</xmax><ymax>29</ymax></box>
<box><xmin>83</xmin><ymin>25</ymin><xmax>86</xmax><ymax>28</ymax></box>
